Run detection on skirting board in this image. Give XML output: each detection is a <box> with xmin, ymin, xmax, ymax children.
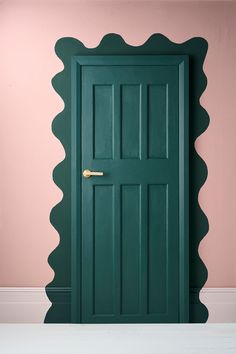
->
<box><xmin>0</xmin><ymin>287</ymin><xmax>51</xmax><ymax>323</ymax></box>
<box><xmin>200</xmin><ymin>288</ymin><xmax>236</xmax><ymax>323</ymax></box>
<box><xmin>0</xmin><ymin>288</ymin><xmax>235</xmax><ymax>323</ymax></box>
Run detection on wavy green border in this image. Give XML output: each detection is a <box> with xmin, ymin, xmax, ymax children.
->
<box><xmin>45</xmin><ymin>33</ymin><xmax>209</xmax><ymax>323</ymax></box>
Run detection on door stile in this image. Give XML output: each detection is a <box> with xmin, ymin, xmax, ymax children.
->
<box><xmin>114</xmin><ymin>183</ymin><xmax>121</xmax><ymax>319</ymax></box>
<box><xmin>113</xmin><ymin>84</ymin><xmax>121</xmax><ymax>161</ymax></box>
<box><xmin>140</xmin><ymin>84</ymin><xmax>147</xmax><ymax>160</ymax></box>
<box><xmin>140</xmin><ymin>183</ymin><xmax>148</xmax><ymax>316</ymax></box>
<box><xmin>114</xmin><ymin>85</ymin><xmax>121</xmax><ymax>319</ymax></box>
<box><xmin>71</xmin><ymin>59</ymin><xmax>81</xmax><ymax>323</ymax></box>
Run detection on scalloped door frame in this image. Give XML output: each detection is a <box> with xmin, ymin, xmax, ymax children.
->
<box><xmin>45</xmin><ymin>34</ymin><xmax>209</xmax><ymax>324</ymax></box>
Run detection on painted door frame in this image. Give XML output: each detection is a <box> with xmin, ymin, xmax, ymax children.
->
<box><xmin>45</xmin><ymin>34</ymin><xmax>209</xmax><ymax>324</ymax></box>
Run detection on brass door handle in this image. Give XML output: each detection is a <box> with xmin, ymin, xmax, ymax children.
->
<box><xmin>83</xmin><ymin>169</ymin><xmax>104</xmax><ymax>178</ymax></box>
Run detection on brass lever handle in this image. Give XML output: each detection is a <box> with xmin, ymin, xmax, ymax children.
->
<box><xmin>83</xmin><ymin>169</ymin><xmax>104</xmax><ymax>178</ymax></box>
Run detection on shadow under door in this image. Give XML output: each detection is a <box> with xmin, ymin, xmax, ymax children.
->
<box><xmin>73</xmin><ymin>55</ymin><xmax>189</xmax><ymax>323</ymax></box>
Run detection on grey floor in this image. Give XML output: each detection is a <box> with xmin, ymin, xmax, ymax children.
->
<box><xmin>0</xmin><ymin>324</ymin><xmax>236</xmax><ymax>354</ymax></box>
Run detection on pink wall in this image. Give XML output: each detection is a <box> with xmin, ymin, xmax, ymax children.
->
<box><xmin>0</xmin><ymin>0</ymin><xmax>236</xmax><ymax>287</ymax></box>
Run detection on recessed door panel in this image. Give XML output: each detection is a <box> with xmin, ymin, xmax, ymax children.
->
<box><xmin>121</xmin><ymin>184</ymin><xmax>141</xmax><ymax>315</ymax></box>
<box><xmin>148</xmin><ymin>85</ymin><xmax>168</xmax><ymax>159</ymax></box>
<box><xmin>148</xmin><ymin>184</ymin><xmax>168</xmax><ymax>314</ymax></box>
<box><xmin>80</xmin><ymin>56</ymin><xmax>188</xmax><ymax>323</ymax></box>
<box><xmin>93</xmin><ymin>85</ymin><xmax>114</xmax><ymax>160</ymax></box>
<box><xmin>93</xmin><ymin>185</ymin><xmax>114</xmax><ymax>315</ymax></box>
<box><xmin>121</xmin><ymin>85</ymin><xmax>141</xmax><ymax>159</ymax></box>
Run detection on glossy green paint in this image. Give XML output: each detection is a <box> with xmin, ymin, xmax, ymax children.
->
<box><xmin>78</xmin><ymin>56</ymin><xmax>188</xmax><ymax>323</ymax></box>
<box><xmin>45</xmin><ymin>34</ymin><xmax>209</xmax><ymax>324</ymax></box>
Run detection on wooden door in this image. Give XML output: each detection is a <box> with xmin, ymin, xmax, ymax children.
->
<box><xmin>78</xmin><ymin>56</ymin><xmax>188</xmax><ymax>323</ymax></box>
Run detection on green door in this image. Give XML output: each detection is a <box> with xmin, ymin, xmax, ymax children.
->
<box><xmin>78</xmin><ymin>56</ymin><xmax>188</xmax><ymax>323</ymax></box>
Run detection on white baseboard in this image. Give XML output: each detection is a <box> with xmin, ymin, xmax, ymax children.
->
<box><xmin>200</xmin><ymin>288</ymin><xmax>236</xmax><ymax>323</ymax></box>
<box><xmin>0</xmin><ymin>287</ymin><xmax>235</xmax><ymax>323</ymax></box>
<box><xmin>0</xmin><ymin>288</ymin><xmax>51</xmax><ymax>323</ymax></box>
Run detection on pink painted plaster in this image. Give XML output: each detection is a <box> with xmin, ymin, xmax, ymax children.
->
<box><xmin>0</xmin><ymin>0</ymin><xmax>236</xmax><ymax>287</ymax></box>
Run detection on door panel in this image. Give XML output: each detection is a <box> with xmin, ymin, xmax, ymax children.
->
<box><xmin>80</xmin><ymin>56</ymin><xmax>188</xmax><ymax>323</ymax></box>
<box><xmin>148</xmin><ymin>84</ymin><xmax>168</xmax><ymax>159</ymax></box>
<box><xmin>121</xmin><ymin>85</ymin><xmax>141</xmax><ymax>159</ymax></box>
<box><xmin>93</xmin><ymin>85</ymin><xmax>114</xmax><ymax>160</ymax></box>
<box><xmin>121</xmin><ymin>184</ymin><xmax>141</xmax><ymax>315</ymax></box>
<box><xmin>93</xmin><ymin>185</ymin><xmax>114</xmax><ymax>315</ymax></box>
<box><xmin>148</xmin><ymin>184</ymin><xmax>167</xmax><ymax>314</ymax></box>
